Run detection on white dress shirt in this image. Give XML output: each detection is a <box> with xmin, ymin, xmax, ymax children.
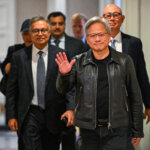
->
<box><xmin>109</xmin><ymin>31</ymin><xmax>122</xmax><ymax>53</ymax></box>
<box><xmin>31</xmin><ymin>44</ymin><xmax>48</xmax><ymax>105</ymax></box>
<box><xmin>51</xmin><ymin>35</ymin><xmax>65</xmax><ymax>49</ymax></box>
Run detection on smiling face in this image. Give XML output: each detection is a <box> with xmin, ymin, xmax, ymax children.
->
<box><xmin>30</xmin><ymin>20</ymin><xmax>50</xmax><ymax>50</ymax></box>
<box><xmin>103</xmin><ymin>4</ymin><xmax>125</xmax><ymax>33</ymax></box>
<box><xmin>86</xmin><ymin>22</ymin><xmax>110</xmax><ymax>53</ymax></box>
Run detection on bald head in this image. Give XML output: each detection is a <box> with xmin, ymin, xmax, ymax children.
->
<box><xmin>102</xmin><ymin>4</ymin><xmax>125</xmax><ymax>37</ymax></box>
<box><xmin>103</xmin><ymin>4</ymin><xmax>122</xmax><ymax>15</ymax></box>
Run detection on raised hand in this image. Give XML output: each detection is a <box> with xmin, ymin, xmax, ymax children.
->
<box><xmin>55</xmin><ymin>52</ymin><xmax>76</xmax><ymax>74</ymax></box>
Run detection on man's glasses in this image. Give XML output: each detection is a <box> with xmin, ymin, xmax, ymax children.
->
<box><xmin>31</xmin><ymin>28</ymin><xmax>49</xmax><ymax>34</ymax></box>
<box><xmin>87</xmin><ymin>33</ymin><xmax>108</xmax><ymax>39</ymax></box>
<box><xmin>103</xmin><ymin>12</ymin><xmax>122</xmax><ymax>19</ymax></box>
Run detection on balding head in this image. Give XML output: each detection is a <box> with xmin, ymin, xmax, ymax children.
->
<box><xmin>102</xmin><ymin>4</ymin><xmax>125</xmax><ymax>37</ymax></box>
<box><xmin>103</xmin><ymin>4</ymin><xmax>122</xmax><ymax>15</ymax></box>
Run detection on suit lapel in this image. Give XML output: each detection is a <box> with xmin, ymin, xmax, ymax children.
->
<box><xmin>121</xmin><ymin>32</ymin><xmax>129</xmax><ymax>54</ymax></box>
<box><xmin>24</xmin><ymin>46</ymin><xmax>34</xmax><ymax>90</ymax></box>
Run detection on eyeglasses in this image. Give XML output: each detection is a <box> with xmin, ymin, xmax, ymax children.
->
<box><xmin>87</xmin><ymin>33</ymin><xmax>108</xmax><ymax>39</ymax></box>
<box><xmin>103</xmin><ymin>12</ymin><xmax>122</xmax><ymax>19</ymax></box>
<box><xmin>31</xmin><ymin>28</ymin><xmax>49</xmax><ymax>34</ymax></box>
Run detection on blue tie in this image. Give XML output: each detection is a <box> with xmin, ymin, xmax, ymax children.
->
<box><xmin>111</xmin><ymin>39</ymin><xmax>116</xmax><ymax>50</ymax></box>
<box><xmin>37</xmin><ymin>51</ymin><xmax>45</xmax><ymax>109</ymax></box>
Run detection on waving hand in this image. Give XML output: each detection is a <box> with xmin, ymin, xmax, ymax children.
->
<box><xmin>55</xmin><ymin>52</ymin><xmax>76</xmax><ymax>74</ymax></box>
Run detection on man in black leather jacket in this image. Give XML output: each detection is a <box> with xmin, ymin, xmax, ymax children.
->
<box><xmin>55</xmin><ymin>17</ymin><xmax>143</xmax><ymax>150</ymax></box>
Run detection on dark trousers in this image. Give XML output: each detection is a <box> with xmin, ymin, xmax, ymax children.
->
<box><xmin>61</xmin><ymin>126</ymin><xmax>76</xmax><ymax>150</ymax></box>
<box><xmin>80</xmin><ymin>127</ymin><xmax>134</xmax><ymax>150</ymax></box>
<box><xmin>20</xmin><ymin>105</ymin><xmax>60</xmax><ymax>150</ymax></box>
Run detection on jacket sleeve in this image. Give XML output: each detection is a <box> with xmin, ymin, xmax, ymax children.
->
<box><xmin>1</xmin><ymin>46</ymin><xmax>14</xmax><ymax>75</ymax></box>
<box><xmin>6</xmin><ymin>54</ymin><xmax>18</xmax><ymax>122</ymax></box>
<box><xmin>135</xmin><ymin>40</ymin><xmax>150</xmax><ymax>108</ymax></box>
<box><xmin>65</xmin><ymin>87</ymin><xmax>75</xmax><ymax>110</ymax></box>
<box><xmin>126</xmin><ymin>55</ymin><xmax>144</xmax><ymax>138</ymax></box>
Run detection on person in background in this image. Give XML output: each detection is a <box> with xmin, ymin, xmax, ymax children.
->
<box><xmin>71</xmin><ymin>13</ymin><xmax>90</xmax><ymax>52</ymax></box>
<box><xmin>48</xmin><ymin>11</ymin><xmax>85</xmax><ymax>59</ymax></box>
<box><xmin>71</xmin><ymin>13</ymin><xmax>87</xmax><ymax>43</ymax></box>
<box><xmin>102</xmin><ymin>4</ymin><xmax>150</xmax><ymax>124</ymax></box>
<box><xmin>6</xmin><ymin>16</ymin><xmax>74</xmax><ymax>150</ymax></box>
<box><xmin>1</xmin><ymin>19</ymin><xmax>32</xmax><ymax>75</ymax></box>
<box><xmin>48</xmin><ymin>11</ymin><xmax>86</xmax><ymax>150</ymax></box>
<box><xmin>55</xmin><ymin>16</ymin><xmax>143</xmax><ymax>150</ymax></box>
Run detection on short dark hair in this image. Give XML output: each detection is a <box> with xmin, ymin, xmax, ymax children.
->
<box><xmin>47</xmin><ymin>11</ymin><xmax>66</xmax><ymax>22</ymax></box>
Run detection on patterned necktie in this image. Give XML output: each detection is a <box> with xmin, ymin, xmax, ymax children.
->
<box><xmin>54</xmin><ymin>39</ymin><xmax>60</xmax><ymax>47</ymax></box>
<box><xmin>37</xmin><ymin>51</ymin><xmax>45</xmax><ymax>109</ymax></box>
<box><xmin>111</xmin><ymin>39</ymin><xmax>116</xmax><ymax>50</ymax></box>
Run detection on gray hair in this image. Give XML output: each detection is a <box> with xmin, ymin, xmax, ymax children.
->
<box><xmin>85</xmin><ymin>16</ymin><xmax>111</xmax><ymax>34</ymax></box>
<box><xmin>30</xmin><ymin>16</ymin><xmax>50</xmax><ymax>30</ymax></box>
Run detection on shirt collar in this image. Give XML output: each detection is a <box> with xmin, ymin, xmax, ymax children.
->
<box><xmin>32</xmin><ymin>44</ymin><xmax>48</xmax><ymax>56</ymax></box>
<box><xmin>51</xmin><ymin>35</ymin><xmax>65</xmax><ymax>42</ymax></box>
<box><xmin>82</xmin><ymin>34</ymin><xmax>86</xmax><ymax>43</ymax></box>
<box><xmin>111</xmin><ymin>31</ymin><xmax>122</xmax><ymax>42</ymax></box>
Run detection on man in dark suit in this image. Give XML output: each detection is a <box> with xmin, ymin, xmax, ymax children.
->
<box><xmin>47</xmin><ymin>11</ymin><xmax>85</xmax><ymax>150</ymax></box>
<box><xmin>47</xmin><ymin>11</ymin><xmax>85</xmax><ymax>58</ymax></box>
<box><xmin>102</xmin><ymin>4</ymin><xmax>150</xmax><ymax>124</ymax></box>
<box><xmin>1</xmin><ymin>19</ymin><xmax>32</xmax><ymax>75</ymax></box>
<box><xmin>6</xmin><ymin>16</ymin><xmax>74</xmax><ymax>150</ymax></box>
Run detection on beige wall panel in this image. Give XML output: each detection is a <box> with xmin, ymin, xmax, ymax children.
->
<box><xmin>16</xmin><ymin>0</ymin><xmax>47</xmax><ymax>43</ymax></box>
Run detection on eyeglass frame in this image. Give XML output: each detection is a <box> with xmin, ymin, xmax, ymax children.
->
<box><xmin>103</xmin><ymin>12</ymin><xmax>122</xmax><ymax>19</ymax></box>
<box><xmin>87</xmin><ymin>32</ymin><xmax>109</xmax><ymax>39</ymax></box>
<box><xmin>31</xmin><ymin>28</ymin><xmax>49</xmax><ymax>34</ymax></box>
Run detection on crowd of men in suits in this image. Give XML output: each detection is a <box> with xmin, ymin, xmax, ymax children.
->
<box><xmin>0</xmin><ymin>4</ymin><xmax>150</xmax><ymax>150</ymax></box>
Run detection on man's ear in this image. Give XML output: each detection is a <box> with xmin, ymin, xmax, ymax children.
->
<box><xmin>122</xmin><ymin>15</ymin><xmax>125</xmax><ymax>23</ymax></box>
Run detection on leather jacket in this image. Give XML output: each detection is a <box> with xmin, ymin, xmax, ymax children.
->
<box><xmin>56</xmin><ymin>47</ymin><xmax>144</xmax><ymax>137</ymax></box>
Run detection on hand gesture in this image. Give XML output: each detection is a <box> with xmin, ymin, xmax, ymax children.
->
<box><xmin>55</xmin><ymin>52</ymin><xmax>76</xmax><ymax>75</ymax></box>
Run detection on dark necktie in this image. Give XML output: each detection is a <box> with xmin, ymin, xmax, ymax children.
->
<box><xmin>54</xmin><ymin>39</ymin><xmax>60</xmax><ymax>47</ymax></box>
<box><xmin>37</xmin><ymin>51</ymin><xmax>45</xmax><ymax>109</ymax></box>
<box><xmin>110</xmin><ymin>39</ymin><xmax>116</xmax><ymax>50</ymax></box>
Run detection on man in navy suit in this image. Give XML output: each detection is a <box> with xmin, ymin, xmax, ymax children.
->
<box><xmin>6</xmin><ymin>16</ymin><xmax>74</xmax><ymax>150</ymax></box>
<box><xmin>102</xmin><ymin>4</ymin><xmax>150</xmax><ymax>124</ymax></box>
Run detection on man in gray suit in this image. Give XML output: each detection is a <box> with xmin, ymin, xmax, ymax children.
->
<box><xmin>6</xmin><ymin>16</ymin><xmax>74</xmax><ymax>150</ymax></box>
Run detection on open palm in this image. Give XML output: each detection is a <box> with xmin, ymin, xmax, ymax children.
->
<box><xmin>55</xmin><ymin>52</ymin><xmax>76</xmax><ymax>75</ymax></box>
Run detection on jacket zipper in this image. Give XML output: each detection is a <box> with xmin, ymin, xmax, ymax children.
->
<box><xmin>107</xmin><ymin>62</ymin><xmax>112</xmax><ymax>129</ymax></box>
<box><xmin>94</xmin><ymin>64</ymin><xmax>98</xmax><ymax>128</ymax></box>
<box><xmin>124</xmin><ymin>86</ymin><xmax>129</xmax><ymax>112</ymax></box>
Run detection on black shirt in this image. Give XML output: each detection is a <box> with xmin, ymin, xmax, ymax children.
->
<box><xmin>92</xmin><ymin>52</ymin><xmax>111</xmax><ymax>120</ymax></box>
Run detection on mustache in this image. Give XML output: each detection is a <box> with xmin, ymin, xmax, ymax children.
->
<box><xmin>54</xmin><ymin>28</ymin><xmax>61</xmax><ymax>32</ymax></box>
